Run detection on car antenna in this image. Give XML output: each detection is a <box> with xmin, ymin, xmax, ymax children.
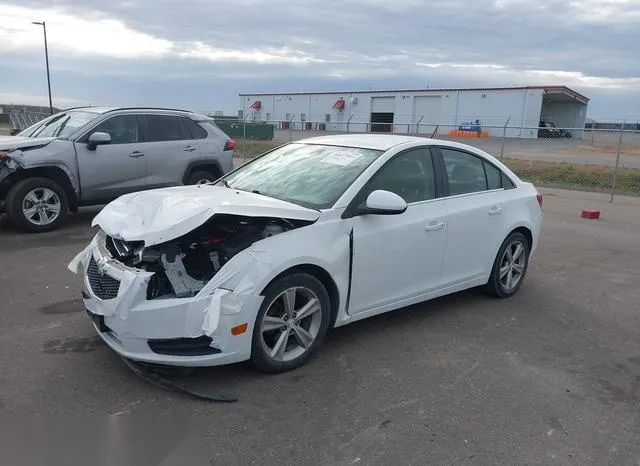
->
<box><xmin>120</xmin><ymin>357</ymin><xmax>238</xmax><ymax>403</ymax></box>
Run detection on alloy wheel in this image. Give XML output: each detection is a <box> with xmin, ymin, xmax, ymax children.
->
<box><xmin>259</xmin><ymin>286</ymin><xmax>323</xmax><ymax>362</ymax></box>
<box><xmin>22</xmin><ymin>188</ymin><xmax>62</xmax><ymax>226</ymax></box>
<box><xmin>499</xmin><ymin>240</ymin><xmax>526</xmax><ymax>291</ymax></box>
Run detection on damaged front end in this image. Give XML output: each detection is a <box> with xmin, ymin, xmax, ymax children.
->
<box><xmin>69</xmin><ymin>213</ymin><xmax>313</xmax><ymax>366</ymax></box>
<box><xmin>107</xmin><ymin>214</ymin><xmax>309</xmax><ymax>299</ymax></box>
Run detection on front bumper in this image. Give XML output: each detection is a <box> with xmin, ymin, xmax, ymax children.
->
<box><xmin>69</xmin><ymin>234</ymin><xmax>263</xmax><ymax>367</ymax></box>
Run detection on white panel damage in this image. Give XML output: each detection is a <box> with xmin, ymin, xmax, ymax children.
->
<box><xmin>68</xmin><ymin>207</ymin><xmax>316</xmax><ymax>341</ymax></box>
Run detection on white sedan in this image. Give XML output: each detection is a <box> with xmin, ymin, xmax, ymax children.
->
<box><xmin>68</xmin><ymin>134</ymin><xmax>542</xmax><ymax>373</ymax></box>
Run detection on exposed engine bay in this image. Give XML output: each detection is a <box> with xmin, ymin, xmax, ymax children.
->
<box><xmin>104</xmin><ymin>214</ymin><xmax>311</xmax><ymax>299</ymax></box>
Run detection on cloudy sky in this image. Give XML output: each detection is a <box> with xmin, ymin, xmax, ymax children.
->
<box><xmin>1</xmin><ymin>0</ymin><xmax>639</xmax><ymax>120</ymax></box>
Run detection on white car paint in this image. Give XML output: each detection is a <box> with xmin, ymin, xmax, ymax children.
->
<box><xmin>68</xmin><ymin>134</ymin><xmax>542</xmax><ymax>368</ymax></box>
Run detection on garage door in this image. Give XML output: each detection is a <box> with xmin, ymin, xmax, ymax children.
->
<box><xmin>413</xmin><ymin>96</ymin><xmax>442</xmax><ymax>123</ymax></box>
<box><xmin>371</xmin><ymin>97</ymin><xmax>396</xmax><ymax>113</ymax></box>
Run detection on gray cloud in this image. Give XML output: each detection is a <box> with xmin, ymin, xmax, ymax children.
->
<box><xmin>2</xmin><ymin>0</ymin><xmax>640</xmax><ymax>117</ymax></box>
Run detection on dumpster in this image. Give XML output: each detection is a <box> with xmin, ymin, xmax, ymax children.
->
<box><xmin>214</xmin><ymin>120</ymin><xmax>275</xmax><ymax>140</ymax></box>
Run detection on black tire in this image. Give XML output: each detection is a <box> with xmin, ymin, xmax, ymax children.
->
<box><xmin>5</xmin><ymin>177</ymin><xmax>69</xmax><ymax>233</ymax></box>
<box><xmin>185</xmin><ymin>170</ymin><xmax>220</xmax><ymax>185</ymax></box>
<box><xmin>484</xmin><ymin>231</ymin><xmax>530</xmax><ymax>298</ymax></box>
<box><xmin>250</xmin><ymin>272</ymin><xmax>331</xmax><ymax>374</ymax></box>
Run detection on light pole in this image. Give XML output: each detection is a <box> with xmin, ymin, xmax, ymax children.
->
<box><xmin>32</xmin><ymin>21</ymin><xmax>53</xmax><ymax>115</ymax></box>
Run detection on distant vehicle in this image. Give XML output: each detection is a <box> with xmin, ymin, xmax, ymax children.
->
<box><xmin>538</xmin><ymin>120</ymin><xmax>572</xmax><ymax>138</ymax></box>
<box><xmin>0</xmin><ymin>107</ymin><xmax>235</xmax><ymax>232</ymax></box>
<box><xmin>69</xmin><ymin>134</ymin><xmax>543</xmax><ymax>374</ymax></box>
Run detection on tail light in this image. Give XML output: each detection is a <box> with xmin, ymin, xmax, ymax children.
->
<box><xmin>224</xmin><ymin>139</ymin><xmax>236</xmax><ymax>151</ymax></box>
<box><xmin>536</xmin><ymin>193</ymin><xmax>543</xmax><ymax>207</ymax></box>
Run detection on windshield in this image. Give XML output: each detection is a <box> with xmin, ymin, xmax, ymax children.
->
<box><xmin>221</xmin><ymin>143</ymin><xmax>383</xmax><ymax>209</ymax></box>
<box><xmin>27</xmin><ymin>111</ymin><xmax>100</xmax><ymax>139</ymax></box>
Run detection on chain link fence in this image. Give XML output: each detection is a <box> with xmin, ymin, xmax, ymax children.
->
<box><xmin>228</xmin><ymin>117</ymin><xmax>640</xmax><ymax>202</ymax></box>
<box><xmin>8</xmin><ymin>109</ymin><xmax>51</xmax><ymax>133</ymax></box>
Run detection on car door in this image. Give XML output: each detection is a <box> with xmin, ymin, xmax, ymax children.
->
<box><xmin>348</xmin><ymin>147</ymin><xmax>448</xmax><ymax>315</ymax></box>
<box><xmin>73</xmin><ymin>114</ymin><xmax>147</xmax><ymax>202</ymax></box>
<box><xmin>140</xmin><ymin>114</ymin><xmax>198</xmax><ymax>189</ymax></box>
<box><xmin>437</xmin><ymin>147</ymin><xmax>511</xmax><ymax>286</ymax></box>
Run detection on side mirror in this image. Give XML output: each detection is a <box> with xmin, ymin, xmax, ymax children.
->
<box><xmin>87</xmin><ymin>132</ymin><xmax>111</xmax><ymax>151</ymax></box>
<box><xmin>357</xmin><ymin>190</ymin><xmax>408</xmax><ymax>216</ymax></box>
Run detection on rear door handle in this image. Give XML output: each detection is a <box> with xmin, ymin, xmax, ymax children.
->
<box><xmin>183</xmin><ymin>146</ymin><xmax>197</xmax><ymax>152</ymax></box>
<box><xmin>488</xmin><ymin>206</ymin><xmax>503</xmax><ymax>216</ymax></box>
<box><xmin>425</xmin><ymin>221</ymin><xmax>444</xmax><ymax>232</ymax></box>
<box><xmin>129</xmin><ymin>151</ymin><xmax>144</xmax><ymax>158</ymax></box>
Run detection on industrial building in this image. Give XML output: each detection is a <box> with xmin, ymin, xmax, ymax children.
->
<box><xmin>239</xmin><ymin>85</ymin><xmax>589</xmax><ymax>138</ymax></box>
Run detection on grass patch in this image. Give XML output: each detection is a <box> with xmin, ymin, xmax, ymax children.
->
<box><xmin>233</xmin><ymin>139</ymin><xmax>287</xmax><ymax>159</ymax></box>
<box><xmin>503</xmin><ymin>157</ymin><xmax>640</xmax><ymax>195</ymax></box>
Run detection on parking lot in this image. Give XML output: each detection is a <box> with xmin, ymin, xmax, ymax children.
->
<box><xmin>1</xmin><ymin>187</ymin><xmax>639</xmax><ymax>465</ymax></box>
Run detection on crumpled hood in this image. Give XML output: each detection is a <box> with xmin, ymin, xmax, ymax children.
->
<box><xmin>92</xmin><ymin>184</ymin><xmax>320</xmax><ymax>246</ymax></box>
<box><xmin>0</xmin><ymin>135</ymin><xmax>56</xmax><ymax>151</ymax></box>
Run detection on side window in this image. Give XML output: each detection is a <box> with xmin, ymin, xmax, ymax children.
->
<box><xmin>442</xmin><ymin>149</ymin><xmax>488</xmax><ymax>196</ymax></box>
<box><xmin>365</xmin><ymin>148</ymin><xmax>436</xmax><ymax>204</ymax></box>
<box><xmin>144</xmin><ymin>115</ymin><xmax>183</xmax><ymax>142</ymax></box>
<box><xmin>502</xmin><ymin>173</ymin><xmax>515</xmax><ymax>189</ymax></box>
<box><xmin>484</xmin><ymin>161</ymin><xmax>502</xmax><ymax>190</ymax></box>
<box><xmin>179</xmin><ymin>117</ymin><xmax>208</xmax><ymax>140</ymax></box>
<box><xmin>90</xmin><ymin>115</ymin><xmax>139</xmax><ymax>144</ymax></box>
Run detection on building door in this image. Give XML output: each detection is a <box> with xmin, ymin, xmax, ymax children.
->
<box><xmin>412</xmin><ymin>96</ymin><xmax>442</xmax><ymax>131</ymax></box>
<box><xmin>370</xmin><ymin>96</ymin><xmax>395</xmax><ymax>132</ymax></box>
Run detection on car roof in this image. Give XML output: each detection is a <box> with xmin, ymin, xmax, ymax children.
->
<box><xmin>295</xmin><ymin>134</ymin><xmax>441</xmax><ymax>151</ymax></box>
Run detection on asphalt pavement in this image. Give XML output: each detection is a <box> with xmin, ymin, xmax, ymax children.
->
<box><xmin>0</xmin><ymin>189</ymin><xmax>639</xmax><ymax>465</ymax></box>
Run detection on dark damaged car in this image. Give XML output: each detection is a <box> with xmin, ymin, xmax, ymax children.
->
<box><xmin>0</xmin><ymin>107</ymin><xmax>235</xmax><ymax>232</ymax></box>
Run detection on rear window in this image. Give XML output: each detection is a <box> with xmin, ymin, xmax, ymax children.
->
<box><xmin>179</xmin><ymin>117</ymin><xmax>208</xmax><ymax>139</ymax></box>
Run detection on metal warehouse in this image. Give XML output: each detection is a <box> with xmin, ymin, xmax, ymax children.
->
<box><xmin>239</xmin><ymin>85</ymin><xmax>589</xmax><ymax>138</ymax></box>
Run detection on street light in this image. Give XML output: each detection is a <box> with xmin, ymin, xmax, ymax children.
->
<box><xmin>32</xmin><ymin>21</ymin><xmax>53</xmax><ymax>115</ymax></box>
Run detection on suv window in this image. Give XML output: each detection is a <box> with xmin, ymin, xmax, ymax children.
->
<box><xmin>144</xmin><ymin>115</ymin><xmax>183</xmax><ymax>142</ymax></box>
<box><xmin>365</xmin><ymin>148</ymin><xmax>435</xmax><ymax>204</ymax></box>
<box><xmin>90</xmin><ymin>115</ymin><xmax>140</xmax><ymax>144</ymax></box>
<box><xmin>179</xmin><ymin>117</ymin><xmax>208</xmax><ymax>140</ymax></box>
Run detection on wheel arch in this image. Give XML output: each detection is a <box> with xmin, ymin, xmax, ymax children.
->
<box><xmin>509</xmin><ymin>225</ymin><xmax>533</xmax><ymax>250</ymax></box>
<box><xmin>2</xmin><ymin>166</ymin><xmax>78</xmax><ymax>211</ymax></box>
<box><xmin>260</xmin><ymin>263</ymin><xmax>341</xmax><ymax>329</ymax></box>
<box><xmin>181</xmin><ymin>160</ymin><xmax>223</xmax><ymax>184</ymax></box>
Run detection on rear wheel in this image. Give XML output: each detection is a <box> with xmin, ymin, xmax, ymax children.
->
<box><xmin>250</xmin><ymin>273</ymin><xmax>331</xmax><ymax>373</ymax></box>
<box><xmin>484</xmin><ymin>231</ymin><xmax>530</xmax><ymax>298</ymax></box>
<box><xmin>186</xmin><ymin>170</ymin><xmax>220</xmax><ymax>185</ymax></box>
<box><xmin>6</xmin><ymin>177</ymin><xmax>69</xmax><ymax>232</ymax></box>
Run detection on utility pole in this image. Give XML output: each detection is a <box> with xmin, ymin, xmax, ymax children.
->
<box><xmin>32</xmin><ymin>21</ymin><xmax>53</xmax><ymax>114</ymax></box>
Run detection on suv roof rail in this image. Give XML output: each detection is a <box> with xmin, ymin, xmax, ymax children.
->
<box><xmin>104</xmin><ymin>106</ymin><xmax>195</xmax><ymax>114</ymax></box>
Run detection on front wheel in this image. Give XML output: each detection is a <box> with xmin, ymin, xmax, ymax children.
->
<box><xmin>484</xmin><ymin>232</ymin><xmax>530</xmax><ymax>298</ymax></box>
<box><xmin>250</xmin><ymin>273</ymin><xmax>331</xmax><ymax>373</ymax></box>
<box><xmin>5</xmin><ymin>177</ymin><xmax>69</xmax><ymax>232</ymax></box>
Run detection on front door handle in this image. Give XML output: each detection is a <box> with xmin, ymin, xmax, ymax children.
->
<box><xmin>488</xmin><ymin>206</ymin><xmax>503</xmax><ymax>216</ymax></box>
<box><xmin>183</xmin><ymin>146</ymin><xmax>197</xmax><ymax>152</ymax></box>
<box><xmin>129</xmin><ymin>151</ymin><xmax>144</xmax><ymax>158</ymax></box>
<box><xmin>425</xmin><ymin>221</ymin><xmax>444</xmax><ymax>232</ymax></box>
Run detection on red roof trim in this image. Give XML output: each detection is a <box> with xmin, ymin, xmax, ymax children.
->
<box><xmin>241</xmin><ymin>85</ymin><xmax>589</xmax><ymax>102</ymax></box>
